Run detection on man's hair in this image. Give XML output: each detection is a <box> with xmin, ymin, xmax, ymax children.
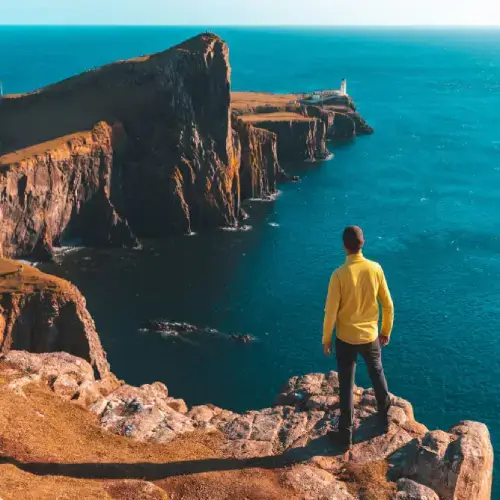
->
<box><xmin>343</xmin><ymin>226</ymin><xmax>364</xmax><ymax>253</ymax></box>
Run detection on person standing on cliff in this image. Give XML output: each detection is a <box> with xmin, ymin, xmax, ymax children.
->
<box><xmin>323</xmin><ymin>225</ymin><xmax>394</xmax><ymax>451</ymax></box>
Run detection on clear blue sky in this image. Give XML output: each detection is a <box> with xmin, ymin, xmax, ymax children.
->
<box><xmin>1</xmin><ymin>0</ymin><xmax>499</xmax><ymax>26</ymax></box>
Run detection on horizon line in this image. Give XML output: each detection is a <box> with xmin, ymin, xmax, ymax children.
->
<box><xmin>2</xmin><ymin>24</ymin><xmax>500</xmax><ymax>28</ymax></box>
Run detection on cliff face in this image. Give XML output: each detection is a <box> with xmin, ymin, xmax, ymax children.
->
<box><xmin>243</xmin><ymin>117</ymin><xmax>320</xmax><ymax>162</ymax></box>
<box><xmin>231</xmin><ymin>92</ymin><xmax>374</xmax><ymax>147</ymax></box>
<box><xmin>0</xmin><ymin>123</ymin><xmax>137</xmax><ymax>259</ymax></box>
<box><xmin>232</xmin><ymin>117</ymin><xmax>281</xmax><ymax>199</ymax></box>
<box><xmin>0</xmin><ymin>33</ymin><xmax>239</xmax><ymax>259</ymax></box>
<box><xmin>0</xmin><ymin>259</ymin><xmax>112</xmax><ymax>381</ymax></box>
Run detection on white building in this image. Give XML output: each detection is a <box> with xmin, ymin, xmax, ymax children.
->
<box><xmin>340</xmin><ymin>78</ymin><xmax>347</xmax><ymax>96</ymax></box>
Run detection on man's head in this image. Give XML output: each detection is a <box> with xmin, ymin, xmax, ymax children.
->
<box><xmin>343</xmin><ymin>226</ymin><xmax>364</xmax><ymax>254</ymax></box>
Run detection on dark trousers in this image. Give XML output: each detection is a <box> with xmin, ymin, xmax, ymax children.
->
<box><xmin>335</xmin><ymin>337</ymin><xmax>391</xmax><ymax>436</ymax></box>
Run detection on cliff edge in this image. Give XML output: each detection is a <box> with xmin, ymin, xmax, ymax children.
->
<box><xmin>0</xmin><ymin>259</ymin><xmax>114</xmax><ymax>384</ymax></box>
<box><xmin>0</xmin><ymin>350</ymin><xmax>493</xmax><ymax>500</ymax></box>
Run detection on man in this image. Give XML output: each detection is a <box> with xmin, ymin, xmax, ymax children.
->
<box><xmin>323</xmin><ymin>226</ymin><xmax>394</xmax><ymax>450</ymax></box>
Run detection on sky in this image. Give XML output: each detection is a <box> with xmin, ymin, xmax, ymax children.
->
<box><xmin>1</xmin><ymin>0</ymin><xmax>500</xmax><ymax>26</ymax></box>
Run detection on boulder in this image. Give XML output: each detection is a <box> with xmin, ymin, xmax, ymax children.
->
<box><xmin>394</xmin><ymin>478</ymin><xmax>439</xmax><ymax>500</ymax></box>
<box><xmin>283</xmin><ymin>464</ymin><xmax>355</xmax><ymax>500</ymax></box>
<box><xmin>389</xmin><ymin>422</ymin><xmax>493</xmax><ymax>500</ymax></box>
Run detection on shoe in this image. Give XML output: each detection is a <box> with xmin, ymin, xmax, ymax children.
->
<box><xmin>327</xmin><ymin>430</ymin><xmax>352</xmax><ymax>452</ymax></box>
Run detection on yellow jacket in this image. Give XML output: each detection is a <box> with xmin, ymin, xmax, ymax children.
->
<box><xmin>322</xmin><ymin>253</ymin><xmax>394</xmax><ymax>345</ymax></box>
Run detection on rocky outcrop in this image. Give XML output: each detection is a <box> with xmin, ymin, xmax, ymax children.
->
<box><xmin>0</xmin><ymin>260</ymin><xmax>113</xmax><ymax>381</ymax></box>
<box><xmin>0</xmin><ymin>123</ymin><xmax>138</xmax><ymax>260</ymax></box>
<box><xmin>0</xmin><ymin>33</ymin><xmax>239</xmax><ymax>260</ymax></box>
<box><xmin>247</xmin><ymin>118</ymin><xmax>322</xmax><ymax>162</ymax></box>
<box><xmin>3</xmin><ymin>351</ymin><xmax>493</xmax><ymax>500</ymax></box>
<box><xmin>389</xmin><ymin>422</ymin><xmax>494</xmax><ymax>500</ymax></box>
<box><xmin>231</xmin><ymin>117</ymin><xmax>281</xmax><ymax>199</ymax></box>
<box><xmin>141</xmin><ymin>319</ymin><xmax>256</xmax><ymax>343</ymax></box>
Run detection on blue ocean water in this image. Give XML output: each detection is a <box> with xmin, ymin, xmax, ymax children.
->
<box><xmin>2</xmin><ymin>26</ymin><xmax>500</xmax><ymax>493</ymax></box>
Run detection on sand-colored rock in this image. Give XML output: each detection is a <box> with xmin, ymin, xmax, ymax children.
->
<box><xmin>389</xmin><ymin>422</ymin><xmax>493</xmax><ymax>500</ymax></box>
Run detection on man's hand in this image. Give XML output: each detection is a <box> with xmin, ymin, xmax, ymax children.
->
<box><xmin>379</xmin><ymin>335</ymin><xmax>390</xmax><ymax>347</ymax></box>
<box><xmin>323</xmin><ymin>343</ymin><xmax>333</xmax><ymax>356</ymax></box>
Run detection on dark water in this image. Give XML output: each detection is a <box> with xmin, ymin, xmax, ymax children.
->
<box><xmin>3</xmin><ymin>26</ymin><xmax>500</xmax><ymax>494</ymax></box>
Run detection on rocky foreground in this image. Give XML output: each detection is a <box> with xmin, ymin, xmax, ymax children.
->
<box><xmin>0</xmin><ymin>350</ymin><xmax>493</xmax><ymax>500</ymax></box>
<box><xmin>0</xmin><ymin>262</ymin><xmax>494</xmax><ymax>499</ymax></box>
<box><xmin>0</xmin><ymin>32</ymin><xmax>372</xmax><ymax>262</ymax></box>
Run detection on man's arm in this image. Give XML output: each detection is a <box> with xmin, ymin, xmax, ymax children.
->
<box><xmin>323</xmin><ymin>272</ymin><xmax>341</xmax><ymax>354</ymax></box>
<box><xmin>377</xmin><ymin>266</ymin><xmax>394</xmax><ymax>345</ymax></box>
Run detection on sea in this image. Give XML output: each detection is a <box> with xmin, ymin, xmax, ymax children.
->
<box><xmin>2</xmin><ymin>26</ymin><xmax>500</xmax><ymax>494</ymax></box>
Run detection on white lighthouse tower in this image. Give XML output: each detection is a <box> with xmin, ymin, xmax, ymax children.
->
<box><xmin>340</xmin><ymin>78</ymin><xmax>347</xmax><ymax>96</ymax></box>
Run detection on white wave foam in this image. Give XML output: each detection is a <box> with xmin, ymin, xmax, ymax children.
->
<box><xmin>52</xmin><ymin>246</ymin><xmax>85</xmax><ymax>257</ymax></box>
<box><xmin>304</xmin><ymin>152</ymin><xmax>334</xmax><ymax>163</ymax></box>
<box><xmin>221</xmin><ymin>225</ymin><xmax>252</xmax><ymax>232</ymax></box>
<box><xmin>248</xmin><ymin>190</ymin><xmax>282</xmax><ymax>202</ymax></box>
<box><xmin>17</xmin><ymin>259</ymin><xmax>40</xmax><ymax>268</ymax></box>
<box><xmin>268</xmin><ymin>222</ymin><xmax>280</xmax><ymax>227</ymax></box>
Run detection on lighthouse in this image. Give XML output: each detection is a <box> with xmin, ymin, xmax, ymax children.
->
<box><xmin>340</xmin><ymin>78</ymin><xmax>347</xmax><ymax>96</ymax></box>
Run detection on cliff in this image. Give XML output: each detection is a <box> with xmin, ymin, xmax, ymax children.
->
<box><xmin>0</xmin><ymin>34</ymin><xmax>373</xmax><ymax>261</ymax></box>
<box><xmin>231</xmin><ymin>91</ymin><xmax>373</xmax><ymax>150</ymax></box>
<box><xmin>231</xmin><ymin>118</ymin><xmax>282</xmax><ymax>200</ymax></box>
<box><xmin>0</xmin><ymin>259</ymin><xmax>114</xmax><ymax>383</ymax></box>
<box><xmin>0</xmin><ymin>33</ymin><xmax>239</xmax><ymax>260</ymax></box>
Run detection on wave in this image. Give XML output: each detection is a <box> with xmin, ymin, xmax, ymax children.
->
<box><xmin>248</xmin><ymin>190</ymin><xmax>282</xmax><ymax>202</ymax></box>
<box><xmin>220</xmin><ymin>225</ymin><xmax>253</xmax><ymax>232</ymax></box>
<box><xmin>304</xmin><ymin>152</ymin><xmax>334</xmax><ymax>163</ymax></box>
<box><xmin>52</xmin><ymin>245</ymin><xmax>85</xmax><ymax>257</ymax></box>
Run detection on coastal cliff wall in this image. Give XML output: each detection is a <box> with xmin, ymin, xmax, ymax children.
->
<box><xmin>246</xmin><ymin>118</ymin><xmax>320</xmax><ymax>162</ymax></box>
<box><xmin>0</xmin><ymin>33</ymin><xmax>240</xmax><ymax>259</ymax></box>
<box><xmin>0</xmin><ymin>122</ymin><xmax>137</xmax><ymax>259</ymax></box>
<box><xmin>232</xmin><ymin>117</ymin><xmax>282</xmax><ymax>199</ymax></box>
<box><xmin>0</xmin><ymin>259</ymin><xmax>113</xmax><ymax>381</ymax></box>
